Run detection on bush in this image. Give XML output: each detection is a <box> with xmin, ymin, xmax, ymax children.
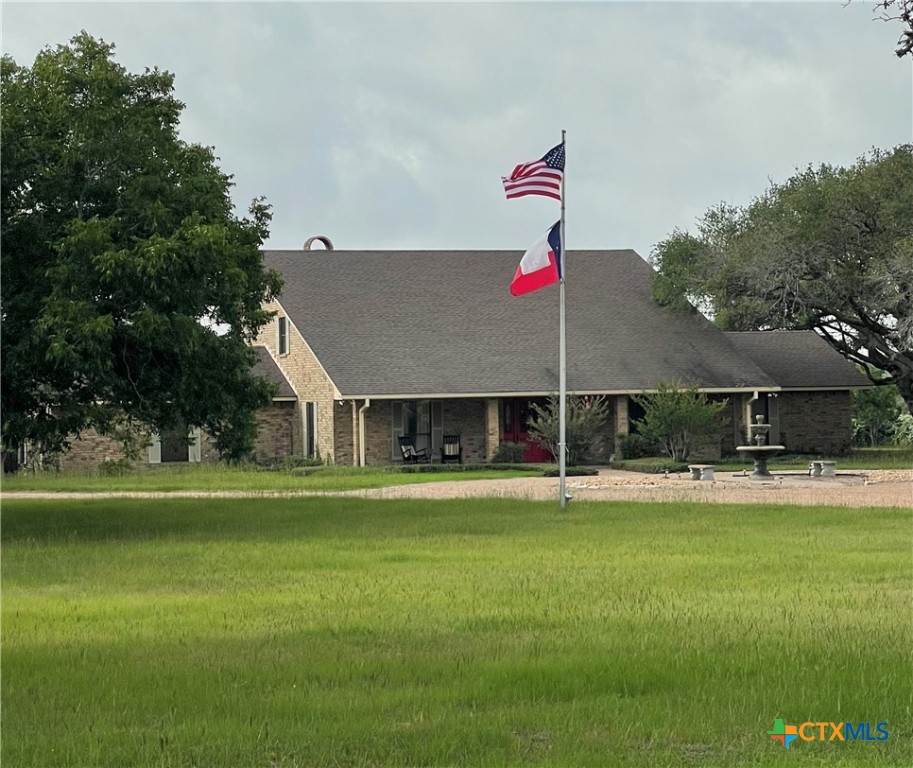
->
<box><xmin>634</xmin><ymin>382</ymin><xmax>728</xmax><ymax>462</ymax></box>
<box><xmin>398</xmin><ymin>463</ymin><xmax>532</xmax><ymax>474</ymax></box>
<box><xmin>287</xmin><ymin>463</ymin><xmax>535</xmax><ymax>477</ymax></box>
<box><xmin>492</xmin><ymin>442</ymin><xmax>527</xmax><ymax>464</ymax></box>
<box><xmin>617</xmin><ymin>433</ymin><xmax>658</xmax><ymax>460</ymax></box>
<box><xmin>542</xmin><ymin>467</ymin><xmax>599</xmax><ymax>477</ymax></box>
<box><xmin>852</xmin><ymin>380</ymin><xmax>902</xmax><ymax>446</ymax></box>
<box><xmin>892</xmin><ymin>413</ymin><xmax>913</xmax><ymax>448</ymax></box>
<box><xmin>526</xmin><ymin>394</ymin><xmax>611</xmax><ymax>465</ymax></box>
<box><xmin>612</xmin><ymin>458</ymin><xmax>690</xmax><ymax>474</ymax></box>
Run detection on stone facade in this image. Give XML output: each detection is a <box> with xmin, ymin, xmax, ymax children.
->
<box><xmin>777</xmin><ymin>391</ymin><xmax>853</xmax><ymax>455</ymax></box>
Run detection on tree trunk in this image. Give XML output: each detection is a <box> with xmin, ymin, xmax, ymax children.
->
<box><xmin>897</xmin><ymin>375</ymin><xmax>913</xmax><ymax>418</ymax></box>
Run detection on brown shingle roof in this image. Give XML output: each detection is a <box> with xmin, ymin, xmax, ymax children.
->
<box><xmin>724</xmin><ymin>331</ymin><xmax>871</xmax><ymax>389</ymax></box>
<box><xmin>252</xmin><ymin>345</ymin><xmax>296</xmax><ymax>399</ymax></box>
<box><xmin>264</xmin><ymin>249</ymin><xmax>778</xmax><ymax>396</ymax></box>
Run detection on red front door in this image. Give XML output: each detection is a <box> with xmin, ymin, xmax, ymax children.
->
<box><xmin>501</xmin><ymin>399</ymin><xmax>553</xmax><ymax>463</ymax></box>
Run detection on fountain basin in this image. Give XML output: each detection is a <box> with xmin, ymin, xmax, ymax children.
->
<box><xmin>735</xmin><ymin>445</ymin><xmax>786</xmax><ymax>478</ymax></box>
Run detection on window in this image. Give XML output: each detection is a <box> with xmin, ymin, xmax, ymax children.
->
<box><xmin>391</xmin><ymin>400</ymin><xmax>441</xmax><ymax>459</ymax></box>
<box><xmin>304</xmin><ymin>402</ymin><xmax>317</xmax><ymax>458</ymax></box>
<box><xmin>277</xmin><ymin>316</ymin><xmax>289</xmax><ymax>355</ymax></box>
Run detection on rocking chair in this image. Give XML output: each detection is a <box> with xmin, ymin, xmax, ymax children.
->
<box><xmin>398</xmin><ymin>435</ymin><xmax>430</xmax><ymax>464</ymax></box>
<box><xmin>440</xmin><ymin>434</ymin><xmax>463</xmax><ymax>464</ymax></box>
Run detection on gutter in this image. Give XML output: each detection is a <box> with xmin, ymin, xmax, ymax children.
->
<box><xmin>358</xmin><ymin>398</ymin><xmax>371</xmax><ymax>467</ymax></box>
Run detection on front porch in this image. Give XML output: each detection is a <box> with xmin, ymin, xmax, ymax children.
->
<box><xmin>333</xmin><ymin>395</ymin><xmax>625</xmax><ymax>466</ymax></box>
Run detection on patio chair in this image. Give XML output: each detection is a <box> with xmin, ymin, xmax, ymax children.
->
<box><xmin>440</xmin><ymin>434</ymin><xmax>463</xmax><ymax>464</ymax></box>
<box><xmin>398</xmin><ymin>435</ymin><xmax>430</xmax><ymax>464</ymax></box>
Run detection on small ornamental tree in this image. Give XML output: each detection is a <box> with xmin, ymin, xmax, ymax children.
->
<box><xmin>634</xmin><ymin>382</ymin><xmax>728</xmax><ymax>462</ymax></box>
<box><xmin>527</xmin><ymin>394</ymin><xmax>611</xmax><ymax>466</ymax></box>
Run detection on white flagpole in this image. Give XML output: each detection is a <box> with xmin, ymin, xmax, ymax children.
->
<box><xmin>558</xmin><ymin>129</ymin><xmax>568</xmax><ymax>509</ymax></box>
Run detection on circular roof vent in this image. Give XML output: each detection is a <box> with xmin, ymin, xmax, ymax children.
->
<box><xmin>304</xmin><ymin>235</ymin><xmax>334</xmax><ymax>251</ymax></box>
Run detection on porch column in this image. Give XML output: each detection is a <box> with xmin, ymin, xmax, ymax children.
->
<box><xmin>614</xmin><ymin>396</ymin><xmax>629</xmax><ymax>456</ymax></box>
<box><xmin>485</xmin><ymin>399</ymin><xmax>500</xmax><ymax>460</ymax></box>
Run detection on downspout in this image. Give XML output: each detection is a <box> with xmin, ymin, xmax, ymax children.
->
<box><xmin>745</xmin><ymin>391</ymin><xmax>760</xmax><ymax>443</ymax></box>
<box><xmin>358</xmin><ymin>398</ymin><xmax>371</xmax><ymax>467</ymax></box>
<box><xmin>351</xmin><ymin>401</ymin><xmax>358</xmax><ymax>466</ymax></box>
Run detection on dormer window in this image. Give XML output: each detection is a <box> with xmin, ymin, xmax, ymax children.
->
<box><xmin>277</xmin><ymin>316</ymin><xmax>289</xmax><ymax>356</ymax></box>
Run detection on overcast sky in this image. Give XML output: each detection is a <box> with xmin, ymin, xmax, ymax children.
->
<box><xmin>3</xmin><ymin>2</ymin><xmax>911</xmax><ymax>259</ymax></box>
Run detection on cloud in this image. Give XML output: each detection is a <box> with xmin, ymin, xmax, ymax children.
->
<box><xmin>2</xmin><ymin>1</ymin><xmax>909</xmax><ymax>258</ymax></box>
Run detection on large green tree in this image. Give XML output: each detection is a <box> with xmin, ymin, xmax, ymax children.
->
<box><xmin>651</xmin><ymin>145</ymin><xmax>913</xmax><ymax>414</ymax></box>
<box><xmin>1</xmin><ymin>34</ymin><xmax>283</xmax><ymax>461</ymax></box>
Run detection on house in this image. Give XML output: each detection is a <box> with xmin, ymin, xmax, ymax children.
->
<box><xmin>52</xmin><ymin>243</ymin><xmax>869</xmax><ymax>470</ymax></box>
<box><xmin>56</xmin><ymin>346</ymin><xmax>299</xmax><ymax>470</ymax></box>
<box><xmin>723</xmin><ymin>331</ymin><xmax>871</xmax><ymax>454</ymax></box>
<box><xmin>247</xmin><ymin>244</ymin><xmax>870</xmax><ymax>465</ymax></box>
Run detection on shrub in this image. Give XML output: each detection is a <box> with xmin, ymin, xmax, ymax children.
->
<box><xmin>282</xmin><ymin>456</ymin><xmax>325</xmax><ymax>470</ymax></box>
<box><xmin>613</xmin><ymin>458</ymin><xmax>691</xmax><ymax>474</ymax></box>
<box><xmin>492</xmin><ymin>442</ymin><xmax>527</xmax><ymax>464</ymax></box>
<box><xmin>617</xmin><ymin>433</ymin><xmax>658</xmax><ymax>460</ymax></box>
<box><xmin>526</xmin><ymin>394</ymin><xmax>611</xmax><ymax>466</ymax></box>
<box><xmin>634</xmin><ymin>382</ymin><xmax>728</xmax><ymax>462</ymax></box>
<box><xmin>542</xmin><ymin>467</ymin><xmax>599</xmax><ymax>477</ymax></box>
<box><xmin>852</xmin><ymin>380</ymin><xmax>902</xmax><ymax>446</ymax></box>
<box><xmin>892</xmin><ymin>413</ymin><xmax>913</xmax><ymax>448</ymax></box>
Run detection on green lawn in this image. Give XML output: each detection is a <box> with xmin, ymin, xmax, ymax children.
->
<box><xmin>0</xmin><ymin>463</ymin><xmax>542</xmax><ymax>493</ymax></box>
<box><xmin>3</xmin><ymin>498</ymin><xmax>911</xmax><ymax>767</ymax></box>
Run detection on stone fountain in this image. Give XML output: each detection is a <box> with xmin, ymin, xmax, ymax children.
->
<box><xmin>735</xmin><ymin>414</ymin><xmax>785</xmax><ymax>478</ymax></box>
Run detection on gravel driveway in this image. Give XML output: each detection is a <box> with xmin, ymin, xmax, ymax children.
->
<box><xmin>346</xmin><ymin>468</ymin><xmax>913</xmax><ymax>508</ymax></box>
<box><xmin>4</xmin><ymin>469</ymin><xmax>910</xmax><ymax>507</ymax></box>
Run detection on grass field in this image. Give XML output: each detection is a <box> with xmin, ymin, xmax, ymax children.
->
<box><xmin>3</xmin><ymin>449</ymin><xmax>908</xmax><ymax>494</ymax></box>
<box><xmin>0</xmin><ymin>463</ymin><xmax>542</xmax><ymax>493</ymax></box>
<box><xmin>3</xmin><ymin>497</ymin><xmax>911</xmax><ymax>767</ymax></box>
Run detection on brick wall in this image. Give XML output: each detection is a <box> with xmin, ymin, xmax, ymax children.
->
<box><xmin>361</xmin><ymin>400</ymin><xmax>394</xmax><ymax>465</ymax></box>
<box><xmin>57</xmin><ymin>430</ymin><xmax>138</xmax><ymax>471</ymax></box>
<box><xmin>777</xmin><ymin>390</ymin><xmax>853</xmax><ymax>455</ymax></box>
<box><xmin>442</xmin><ymin>399</ymin><xmax>488</xmax><ymax>463</ymax></box>
<box><xmin>255</xmin><ymin>301</ymin><xmax>339</xmax><ymax>462</ymax></box>
<box><xmin>358</xmin><ymin>399</ymin><xmax>491</xmax><ymax>464</ymax></box>
<box><xmin>334</xmin><ymin>400</ymin><xmax>359</xmax><ymax>467</ymax></box>
<box><xmin>251</xmin><ymin>402</ymin><xmax>297</xmax><ymax>463</ymax></box>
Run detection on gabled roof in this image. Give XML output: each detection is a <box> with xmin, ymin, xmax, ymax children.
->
<box><xmin>252</xmin><ymin>345</ymin><xmax>296</xmax><ymax>399</ymax></box>
<box><xmin>263</xmin><ymin>249</ymin><xmax>778</xmax><ymax>397</ymax></box>
<box><xmin>724</xmin><ymin>331</ymin><xmax>871</xmax><ymax>389</ymax></box>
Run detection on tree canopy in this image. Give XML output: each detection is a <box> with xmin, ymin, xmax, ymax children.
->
<box><xmin>651</xmin><ymin>145</ymin><xmax>913</xmax><ymax>414</ymax></box>
<box><xmin>874</xmin><ymin>0</ymin><xmax>913</xmax><ymax>57</ymax></box>
<box><xmin>1</xmin><ymin>34</ymin><xmax>283</xmax><ymax>460</ymax></box>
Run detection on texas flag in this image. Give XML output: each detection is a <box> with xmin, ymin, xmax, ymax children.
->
<box><xmin>510</xmin><ymin>221</ymin><xmax>562</xmax><ymax>296</ymax></box>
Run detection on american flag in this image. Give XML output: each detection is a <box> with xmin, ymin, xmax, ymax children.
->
<box><xmin>501</xmin><ymin>142</ymin><xmax>565</xmax><ymax>201</ymax></box>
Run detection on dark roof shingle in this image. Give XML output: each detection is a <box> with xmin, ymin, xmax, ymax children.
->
<box><xmin>252</xmin><ymin>345</ymin><xmax>296</xmax><ymax>399</ymax></box>
<box><xmin>724</xmin><ymin>331</ymin><xmax>871</xmax><ymax>389</ymax></box>
<box><xmin>264</xmin><ymin>249</ymin><xmax>778</xmax><ymax>396</ymax></box>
